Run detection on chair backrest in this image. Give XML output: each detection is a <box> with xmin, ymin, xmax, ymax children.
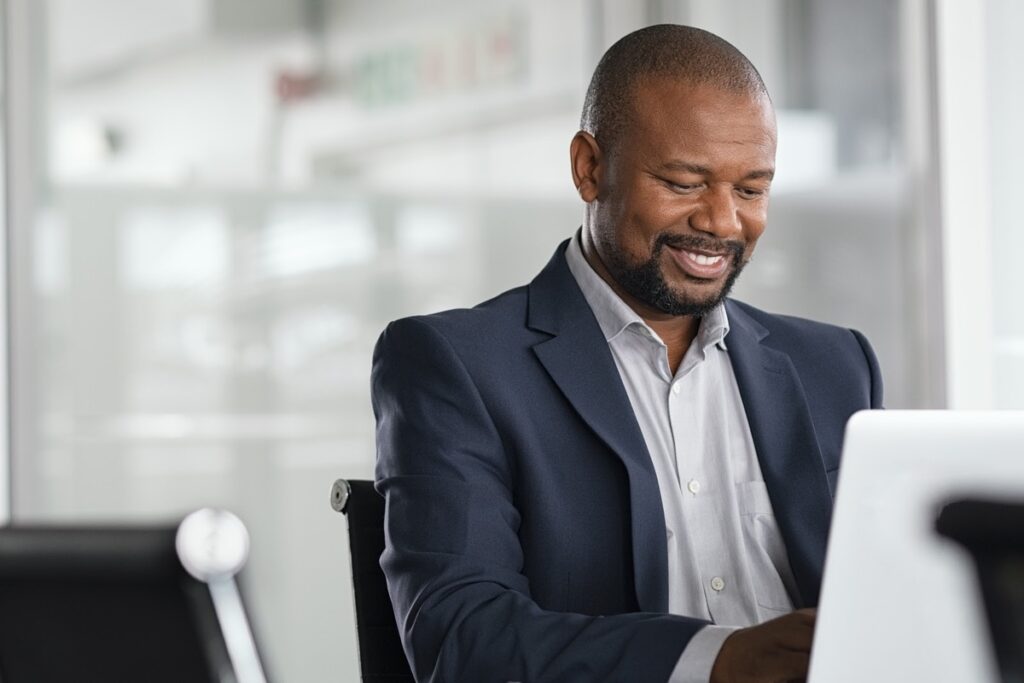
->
<box><xmin>331</xmin><ymin>479</ymin><xmax>415</xmax><ymax>683</ymax></box>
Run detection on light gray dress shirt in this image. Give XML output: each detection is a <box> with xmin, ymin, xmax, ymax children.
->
<box><xmin>565</xmin><ymin>235</ymin><xmax>798</xmax><ymax>683</ymax></box>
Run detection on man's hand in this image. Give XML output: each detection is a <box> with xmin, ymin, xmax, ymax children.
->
<box><xmin>709</xmin><ymin>608</ymin><xmax>817</xmax><ymax>683</ymax></box>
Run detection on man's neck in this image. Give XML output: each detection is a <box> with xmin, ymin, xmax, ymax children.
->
<box><xmin>579</xmin><ymin>231</ymin><xmax>699</xmax><ymax>374</ymax></box>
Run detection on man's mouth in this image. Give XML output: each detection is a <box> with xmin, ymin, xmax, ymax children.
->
<box><xmin>666</xmin><ymin>245</ymin><xmax>731</xmax><ymax>280</ymax></box>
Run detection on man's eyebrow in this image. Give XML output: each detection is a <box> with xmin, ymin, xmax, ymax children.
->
<box><xmin>659</xmin><ymin>161</ymin><xmax>711</xmax><ymax>175</ymax></box>
<box><xmin>742</xmin><ymin>168</ymin><xmax>775</xmax><ymax>181</ymax></box>
<box><xmin>658</xmin><ymin>160</ymin><xmax>775</xmax><ymax>181</ymax></box>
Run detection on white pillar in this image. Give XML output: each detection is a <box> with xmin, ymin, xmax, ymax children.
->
<box><xmin>934</xmin><ymin>0</ymin><xmax>995</xmax><ymax>408</ymax></box>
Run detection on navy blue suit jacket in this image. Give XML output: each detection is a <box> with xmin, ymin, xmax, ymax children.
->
<box><xmin>372</xmin><ymin>239</ymin><xmax>883</xmax><ymax>682</ymax></box>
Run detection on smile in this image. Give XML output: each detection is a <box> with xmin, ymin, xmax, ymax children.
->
<box><xmin>666</xmin><ymin>246</ymin><xmax>731</xmax><ymax>280</ymax></box>
<box><xmin>688</xmin><ymin>252</ymin><xmax>724</xmax><ymax>266</ymax></box>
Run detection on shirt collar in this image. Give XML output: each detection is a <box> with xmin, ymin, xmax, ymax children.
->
<box><xmin>564</xmin><ymin>230</ymin><xmax>730</xmax><ymax>352</ymax></box>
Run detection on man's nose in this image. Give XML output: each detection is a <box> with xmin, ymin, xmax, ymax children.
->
<box><xmin>690</xmin><ymin>186</ymin><xmax>741</xmax><ymax>239</ymax></box>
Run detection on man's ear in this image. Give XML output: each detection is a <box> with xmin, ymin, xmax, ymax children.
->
<box><xmin>569</xmin><ymin>131</ymin><xmax>602</xmax><ymax>203</ymax></box>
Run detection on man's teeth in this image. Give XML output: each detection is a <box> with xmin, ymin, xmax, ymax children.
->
<box><xmin>684</xmin><ymin>250</ymin><xmax>724</xmax><ymax>266</ymax></box>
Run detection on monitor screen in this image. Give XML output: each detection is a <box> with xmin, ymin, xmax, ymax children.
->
<box><xmin>0</xmin><ymin>521</ymin><xmax>264</xmax><ymax>683</ymax></box>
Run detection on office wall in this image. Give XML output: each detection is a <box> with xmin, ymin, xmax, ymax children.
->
<box><xmin>6</xmin><ymin>1</ymin><xmax>936</xmax><ymax>679</ymax></box>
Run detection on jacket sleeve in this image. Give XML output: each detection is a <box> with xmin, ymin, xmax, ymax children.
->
<box><xmin>372</xmin><ymin>317</ymin><xmax>707</xmax><ymax>683</ymax></box>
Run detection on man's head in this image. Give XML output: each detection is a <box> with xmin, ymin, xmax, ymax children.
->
<box><xmin>571</xmin><ymin>25</ymin><xmax>776</xmax><ymax>319</ymax></box>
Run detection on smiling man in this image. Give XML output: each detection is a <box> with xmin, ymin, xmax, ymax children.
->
<box><xmin>373</xmin><ymin>25</ymin><xmax>882</xmax><ymax>683</ymax></box>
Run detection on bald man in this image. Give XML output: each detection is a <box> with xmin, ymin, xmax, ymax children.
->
<box><xmin>373</xmin><ymin>24</ymin><xmax>882</xmax><ymax>683</ymax></box>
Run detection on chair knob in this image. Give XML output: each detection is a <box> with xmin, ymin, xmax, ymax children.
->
<box><xmin>175</xmin><ymin>508</ymin><xmax>250</xmax><ymax>582</ymax></box>
<box><xmin>330</xmin><ymin>479</ymin><xmax>352</xmax><ymax>514</ymax></box>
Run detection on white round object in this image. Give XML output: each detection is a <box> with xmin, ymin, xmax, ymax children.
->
<box><xmin>175</xmin><ymin>508</ymin><xmax>250</xmax><ymax>582</ymax></box>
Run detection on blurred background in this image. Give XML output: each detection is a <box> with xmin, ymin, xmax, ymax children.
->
<box><xmin>0</xmin><ymin>0</ymin><xmax>1020</xmax><ymax>680</ymax></box>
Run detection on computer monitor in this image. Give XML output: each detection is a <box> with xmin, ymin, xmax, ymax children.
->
<box><xmin>0</xmin><ymin>509</ymin><xmax>268</xmax><ymax>683</ymax></box>
<box><xmin>809</xmin><ymin>410</ymin><xmax>1024</xmax><ymax>683</ymax></box>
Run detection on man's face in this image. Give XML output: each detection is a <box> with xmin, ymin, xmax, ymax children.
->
<box><xmin>580</xmin><ymin>78</ymin><xmax>777</xmax><ymax>318</ymax></box>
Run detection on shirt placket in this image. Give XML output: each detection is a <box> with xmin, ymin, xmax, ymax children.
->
<box><xmin>670</xmin><ymin>348</ymin><xmax>736</xmax><ymax>623</ymax></box>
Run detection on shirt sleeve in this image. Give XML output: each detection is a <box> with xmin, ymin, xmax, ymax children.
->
<box><xmin>668</xmin><ymin>625</ymin><xmax>737</xmax><ymax>683</ymax></box>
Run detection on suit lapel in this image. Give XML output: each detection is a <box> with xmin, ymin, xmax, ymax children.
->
<box><xmin>725</xmin><ymin>301</ymin><xmax>832</xmax><ymax>606</ymax></box>
<box><xmin>528</xmin><ymin>240</ymin><xmax>669</xmax><ymax>613</ymax></box>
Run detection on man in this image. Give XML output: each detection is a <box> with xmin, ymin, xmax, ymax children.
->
<box><xmin>372</xmin><ymin>25</ymin><xmax>882</xmax><ymax>682</ymax></box>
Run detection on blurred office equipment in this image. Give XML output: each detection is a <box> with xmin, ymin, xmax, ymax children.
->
<box><xmin>809</xmin><ymin>411</ymin><xmax>1024</xmax><ymax>683</ymax></box>
<box><xmin>331</xmin><ymin>478</ymin><xmax>414</xmax><ymax>683</ymax></box>
<box><xmin>937</xmin><ymin>499</ymin><xmax>1024</xmax><ymax>683</ymax></box>
<box><xmin>0</xmin><ymin>508</ymin><xmax>268</xmax><ymax>683</ymax></box>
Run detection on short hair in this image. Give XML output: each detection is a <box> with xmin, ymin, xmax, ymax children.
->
<box><xmin>581</xmin><ymin>25</ymin><xmax>769</xmax><ymax>154</ymax></box>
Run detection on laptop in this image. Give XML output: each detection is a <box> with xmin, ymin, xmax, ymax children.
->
<box><xmin>808</xmin><ymin>410</ymin><xmax>1024</xmax><ymax>683</ymax></box>
<box><xmin>0</xmin><ymin>508</ymin><xmax>269</xmax><ymax>683</ymax></box>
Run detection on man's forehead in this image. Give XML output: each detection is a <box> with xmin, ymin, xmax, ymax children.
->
<box><xmin>629</xmin><ymin>80</ymin><xmax>775</xmax><ymax>136</ymax></box>
<box><xmin>631</xmin><ymin>74</ymin><xmax>771</xmax><ymax>111</ymax></box>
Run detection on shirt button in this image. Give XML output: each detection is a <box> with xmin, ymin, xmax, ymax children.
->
<box><xmin>710</xmin><ymin>576</ymin><xmax>726</xmax><ymax>592</ymax></box>
<box><xmin>687</xmin><ymin>479</ymin><xmax>701</xmax><ymax>495</ymax></box>
<box><xmin>671</xmin><ymin>383</ymin><xmax>680</xmax><ymax>395</ymax></box>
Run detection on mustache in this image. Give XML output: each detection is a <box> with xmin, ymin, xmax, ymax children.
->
<box><xmin>653</xmin><ymin>233</ymin><xmax>745</xmax><ymax>260</ymax></box>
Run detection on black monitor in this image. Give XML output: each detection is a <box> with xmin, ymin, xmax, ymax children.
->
<box><xmin>0</xmin><ymin>510</ymin><xmax>268</xmax><ymax>683</ymax></box>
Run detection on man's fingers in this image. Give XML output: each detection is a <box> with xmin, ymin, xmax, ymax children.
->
<box><xmin>765</xmin><ymin>608</ymin><xmax>815</xmax><ymax>627</ymax></box>
<box><xmin>776</xmin><ymin>630</ymin><xmax>814</xmax><ymax>653</ymax></box>
<box><xmin>773</xmin><ymin>611</ymin><xmax>817</xmax><ymax>651</ymax></box>
<box><xmin>784</xmin><ymin>608</ymin><xmax>816</xmax><ymax>627</ymax></box>
<box><xmin>791</xmin><ymin>608</ymin><xmax>817</xmax><ymax>632</ymax></box>
<box><xmin>711</xmin><ymin>610</ymin><xmax>818</xmax><ymax>683</ymax></box>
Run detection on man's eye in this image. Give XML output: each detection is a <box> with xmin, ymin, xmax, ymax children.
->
<box><xmin>668</xmin><ymin>182</ymin><xmax>701</xmax><ymax>193</ymax></box>
<box><xmin>737</xmin><ymin>187</ymin><xmax>766</xmax><ymax>199</ymax></box>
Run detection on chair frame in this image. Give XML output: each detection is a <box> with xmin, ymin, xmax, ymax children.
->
<box><xmin>332</xmin><ymin>479</ymin><xmax>415</xmax><ymax>683</ymax></box>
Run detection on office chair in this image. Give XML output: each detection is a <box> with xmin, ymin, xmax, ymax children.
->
<box><xmin>936</xmin><ymin>499</ymin><xmax>1024</xmax><ymax>683</ymax></box>
<box><xmin>331</xmin><ymin>479</ymin><xmax>415</xmax><ymax>683</ymax></box>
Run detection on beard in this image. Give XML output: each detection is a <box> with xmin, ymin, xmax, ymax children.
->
<box><xmin>602</xmin><ymin>232</ymin><xmax>748</xmax><ymax>317</ymax></box>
